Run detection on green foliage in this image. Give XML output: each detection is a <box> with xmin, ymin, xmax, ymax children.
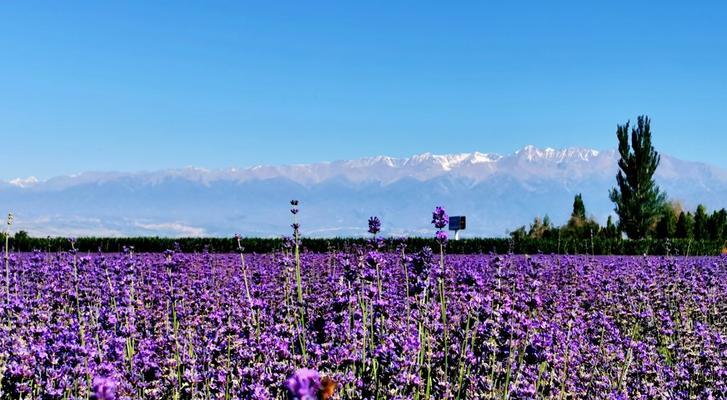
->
<box><xmin>609</xmin><ymin>115</ymin><xmax>667</xmax><ymax>239</ymax></box>
<box><xmin>561</xmin><ymin>193</ymin><xmax>600</xmax><ymax>239</ymax></box>
<box><xmin>693</xmin><ymin>204</ymin><xmax>709</xmax><ymax>240</ymax></box>
<box><xmin>707</xmin><ymin>209</ymin><xmax>727</xmax><ymax>240</ymax></box>
<box><xmin>675</xmin><ymin>211</ymin><xmax>694</xmax><ymax>239</ymax></box>
<box><xmin>600</xmin><ymin>216</ymin><xmax>620</xmax><ymax>239</ymax></box>
<box><xmin>512</xmin><ymin>194</ymin><xmax>603</xmax><ymax>241</ymax></box>
<box><xmin>4</xmin><ymin>235</ymin><xmax>726</xmax><ymax>255</ymax></box>
<box><xmin>672</xmin><ymin>205</ymin><xmax>727</xmax><ymax>241</ymax></box>
<box><xmin>12</xmin><ymin>230</ymin><xmax>30</xmax><ymax>249</ymax></box>
<box><xmin>511</xmin><ymin>237</ymin><xmax>723</xmax><ymax>256</ymax></box>
<box><xmin>655</xmin><ymin>204</ymin><xmax>678</xmax><ymax>239</ymax></box>
<box><xmin>527</xmin><ymin>215</ymin><xmax>555</xmax><ymax>239</ymax></box>
<box><xmin>571</xmin><ymin>194</ymin><xmax>586</xmax><ymax>220</ymax></box>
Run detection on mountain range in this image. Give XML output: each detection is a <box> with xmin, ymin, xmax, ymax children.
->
<box><xmin>2</xmin><ymin>145</ymin><xmax>726</xmax><ymax>238</ymax></box>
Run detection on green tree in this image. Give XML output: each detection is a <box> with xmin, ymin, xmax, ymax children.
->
<box><xmin>675</xmin><ymin>211</ymin><xmax>694</xmax><ymax>239</ymax></box>
<box><xmin>563</xmin><ymin>194</ymin><xmax>600</xmax><ymax>239</ymax></box>
<box><xmin>515</xmin><ymin>215</ymin><xmax>557</xmax><ymax>240</ymax></box>
<box><xmin>655</xmin><ymin>204</ymin><xmax>678</xmax><ymax>239</ymax></box>
<box><xmin>527</xmin><ymin>217</ymin><xmax>545</xmax><ymax>239</ymax></box>
<box><xmin>707</xmin><ymin>208</ymin><xmax>727</xmax><ymax>240</ymax></box>
<box><xmin>609</xmin><ymin>115</ymin><xmax>667</xmax><ymax>239</ymax></box>
<box><xmin>509</xmin><ymin>226</ymin><xmax>527</xmax><ymax>241</ymax></box>
<box><xmin>693</xmin><ymin>204</ymin><xmax>708</xmax><ymax>240</ymax></box>
<box><xmin>571</xmin><ymin>194</ymin><xmax>586</xmax><ymax>220</ymax></box>
<box><xmin>13</xmin><ymin>230</ymin><xmax>30</xmax><ymax>249</ymax></box>
<box><xmin>541</xmin><ymin>215</ymin><xmax>556</xmax><ymax>239</ymax></box>
<box><xmin>600</xmin><ymin>215</ymin><xmax>620</xmax><ymax>239</ymax></box>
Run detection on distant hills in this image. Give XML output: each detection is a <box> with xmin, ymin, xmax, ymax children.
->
<box><xmin>2</xmin><ymin>145</ymin><xmax>726</xmax><ymax>237</ymax></box>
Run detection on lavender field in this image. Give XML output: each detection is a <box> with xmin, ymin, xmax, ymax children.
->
<box><xmin>1</xmin><ymin>244</ymin><xmax>726</xmax><ymax>399</ymax></box>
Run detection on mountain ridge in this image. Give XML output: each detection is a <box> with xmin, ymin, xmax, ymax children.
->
<box><xmin>4</xmin><ymin>145</ymin><xmax>625</xmax><ymax>187</ymax></box>
<box><xmin>2</xmin><ymin>145</ymin><xmax>726</xmax><ymax>237</ymax></box>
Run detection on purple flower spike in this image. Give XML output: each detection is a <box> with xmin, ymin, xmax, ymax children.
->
<box><xmin>91</xmin><ymin>377</ymin><xmax>117</xmax><ymax>400</ymax></box>
<box><xmin>285</xmin><ymin>368</ymin><xmax>321</xmax><ymax>400</ymax></box>
<box><xmin>432</xmin><ymin>206</ymin><xmax>449</xmax><ymax>229</ymax></box>
<box><xmin>368</xmin><ymin>216</ymin><xmax>381</xmax><ymax>235</ymax></box>
<box><xmin>435</xmin><ymin>230</ymin><xmax>448</xmax><ymax>243</ymax></box>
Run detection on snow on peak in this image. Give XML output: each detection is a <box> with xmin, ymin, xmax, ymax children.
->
<box><xmin>9</xmin><ymin>176</ymin><xmax>39</xmax><ymax>188</ymax></box>
<box><xmin>515</xmin><ymin>145</ymin><xmax>599</xmax><ymax>162</ymax></box>
<box><xmin>3</xmin><ymin>146</ymin><xmax>609</xmax><ymax>190</ymax></box>
<box><xmin>470</xmin><ymin>151</ymin><xmax>502</xmax><ymax>163</ymax></box>
<box><xmin>403</xmin><ymin>152</ymin><xmax>500</xmax><ymax>170</ymax></box>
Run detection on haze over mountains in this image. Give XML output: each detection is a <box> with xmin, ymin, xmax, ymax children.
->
<box><xmin>2</xmin><ymin>145</ymin><xmax>726</xmax><ymax>238</ymax></box>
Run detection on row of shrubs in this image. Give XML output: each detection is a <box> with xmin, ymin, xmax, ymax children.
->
<box><xmin>4</xmin><ymin>235</ymin><xmax>727</xmax><ymax>256</ymax></box>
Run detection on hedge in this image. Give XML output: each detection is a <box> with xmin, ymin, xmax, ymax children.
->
<box><xmin>2</xmin><ymin>235</ymin><xmax>726</xmax><ymax>256</ymax></box>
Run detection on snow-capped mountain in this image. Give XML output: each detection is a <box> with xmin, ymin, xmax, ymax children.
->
<box><xmin>2</xmin><ymin>145</ymin><xmax>726</xmax><ymax>237</ymax></box>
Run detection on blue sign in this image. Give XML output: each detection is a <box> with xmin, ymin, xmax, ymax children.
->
<box><xmin>449</xmin><ymin>216</ymin><xmax>466</xmax><ymax>230</ymax></box>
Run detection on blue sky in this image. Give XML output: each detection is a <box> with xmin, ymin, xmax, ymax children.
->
<box><xmin>1</xmin><ymin>1</ymin><xmax>726</xmax><ymax>180</ymax></box>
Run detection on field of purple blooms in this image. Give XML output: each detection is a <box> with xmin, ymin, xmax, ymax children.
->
<box><xmin>1</xmin><ymin>245</ymin><xmax>726</xmax><ymax>399</ymax></box>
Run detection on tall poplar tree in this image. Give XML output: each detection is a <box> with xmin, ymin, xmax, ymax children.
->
<box><xmin>609</xmin><ymin>115</ymin><xmax>667</xmax><ymax>239</ymax></box>
<box><xmin>571</xmin><ymin>194</ymin><xmax>586</xmax><ymax>220</ymax></box>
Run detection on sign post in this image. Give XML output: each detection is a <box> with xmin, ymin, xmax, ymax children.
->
<box><xmin>448</xmin><ymin>216</ymin><xmax>466</xmax><ymax>240</ymax></box>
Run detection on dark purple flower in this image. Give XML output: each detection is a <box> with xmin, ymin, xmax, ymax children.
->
<box><xmin>524</xmin><ymin>344</ymin><xmax>546</xmax><ymax>365</ymax></box>
<box><xmin>365</xmin><ymin>250</ymin><xmax>383</xmax><ymax>267</ymax></box>
<box><xmin>435</xmin><ymin>230</ymin><xmax>448</xmax><ymax>243</ymax></box>
<box><xmin>368</xmin><ymin>216</ymin><xmax>381</xmax><ymax>236</ymax></box>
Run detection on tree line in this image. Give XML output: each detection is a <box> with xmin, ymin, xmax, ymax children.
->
<box><xmin>511</xmin><ymin>115</ymin><xmax>727</xmax><ymax>246</ymax></box>
<box><xmin>0</xmin><ymin>234</ymin><xmax>725</xmax><ymax>256</ymax></box>
<box><xmin>510</xmin><ymin>194</ymin><xmax>727</xmax><ymax>243</ymax></box>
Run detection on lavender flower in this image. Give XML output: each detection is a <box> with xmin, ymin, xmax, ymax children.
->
<box><xmin>282</xmin><ymin>235</ymin><xmax>294</xmax><ymax>250</ymax></box>
<box><xmin>431</xmin><ymin>206</ymin><xmax>449</xmax><ymax>229</ymax></box>
<box><xmin>368</xmin><ymin>216</ymin><xmax>381</xmax><ymax>236</ymax></box>
<box><xmin>408</xmin><ymin>246</ymin><xmax>434</xmax><ymax>295</ymax></box>
<box><xmin>91</xmin><ymin>376</ymin><xmax>116</xmax><ymax>400</ymax></box>
<box><xmin>284</xmin><ymin>368</ymin><xmax>321</xmax><ymax>400</ymax></box>
<box><xmin>1</xmin><ymin>225</ymin><xmax>725</xmax><ymax>398</ymax></box>
<box><xmin>365</xmin><ymin>250</ymin><xmax>384</xmax><ymax>268</ymax></box>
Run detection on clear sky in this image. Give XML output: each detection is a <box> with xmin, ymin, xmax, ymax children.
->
<box><xmin>1</xmin><ymin>1</ymin><xmax>725</xmax><ymax>180</ymax></box>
